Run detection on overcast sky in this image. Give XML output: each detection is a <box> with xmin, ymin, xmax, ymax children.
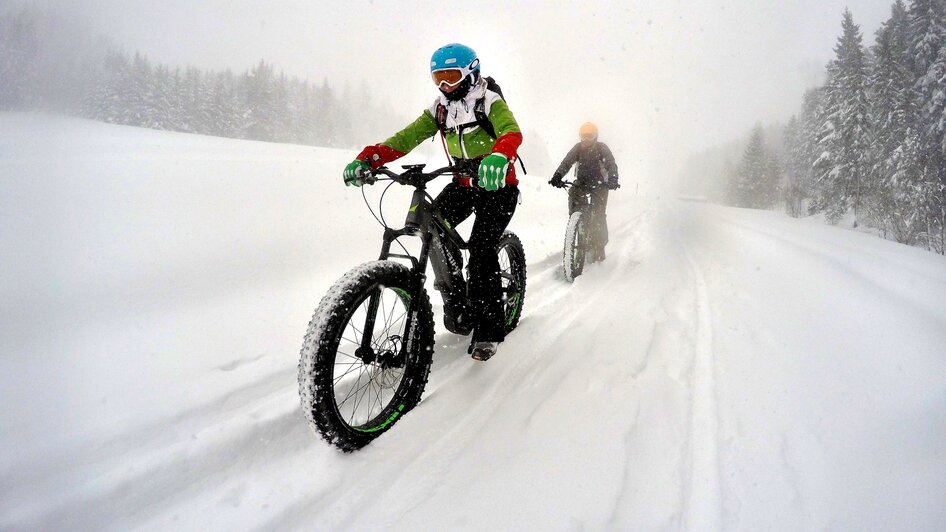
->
<box><xmin>50</xmin><ymin>0</ymin><xmax>893</xmax><ymax>185</ymax></box>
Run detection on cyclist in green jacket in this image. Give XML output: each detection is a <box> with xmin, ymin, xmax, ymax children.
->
<box><xmin>342</xmin><ymin>43</ymin><xmax>523</xmax><ymax>362</ymax></box>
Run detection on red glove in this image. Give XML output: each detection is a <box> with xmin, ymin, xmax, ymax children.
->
<box><xmin>356</xmin><ymin>144</ymin><xmax>406</xmax><ymax>169</ymax></box>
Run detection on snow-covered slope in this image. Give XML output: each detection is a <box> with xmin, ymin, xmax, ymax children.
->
<box><xmin>2</xmin><ymin>114</ymin><xmax>944</xmax><ymax>530</ymax></box>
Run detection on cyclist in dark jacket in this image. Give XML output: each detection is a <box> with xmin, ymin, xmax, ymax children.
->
<box><xmin>549</xmin><ymin>123</ymin><xmax>619</xmax><ymax>261</ymax></box>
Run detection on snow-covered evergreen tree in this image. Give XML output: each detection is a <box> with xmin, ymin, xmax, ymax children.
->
<box><xmin>866</xmin><ymin>1</ymin><xmax>917</xmax><ymax>236</ymax></box>
<box><xmin>783</xmin><ymin>116</ymin><xmax>807</xmax><ymax>216</ymax></box>
<box><xmin>0</xmin><ymin>9</ymin><xmax>38</xmax><ymax>110</ymax></box>
<box><xmin>814</xmin><ymin>10</ymin><xmax>871</xmax><ymax>225</ymax></box>
<box><xmin>919</xmin><ymin>44</ymin><xmax>946</xmax><ymax>251</ymax></box>
<box><xmin>905</xmin><ymin>0</ymin><xmax>946</xmax><ymax>252</ymax></box>
<box><xmin>729</xmin><ymin>125</ymin><xmax>780</xmax><ymax>208</ymax></box>
<box><xmin>206</xmin><ymin>71</ymin><xmax>238</xmax><ymax>137</ymax></box>
<box><xmin>906</xmin><ymin>0</ymin><xmax>946</xmax><ymax>76</ymax></box>
<box><xmin>242</xmin><ymin>60</ymin><xmax>277</xmax><ymax>141</ymax></box>
<box><xmin>798</xmin><ymin>88</ymin><xmax>825</xmax><ymax>208</ymax></box>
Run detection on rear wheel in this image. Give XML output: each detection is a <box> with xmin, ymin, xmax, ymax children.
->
<box><xmin>563</xmin><ymin>211</ymin><xmax>586</xmax><ymax>282</ymax></box>
<box><xmin>497</xmin><ymin>231</ymin><xmax>527</xmax><ymax>333</ymax></box>
<box><xmin>298</xmin><ymin>260</ymin><xmax>434</xmax><ymax>452</ymax></box>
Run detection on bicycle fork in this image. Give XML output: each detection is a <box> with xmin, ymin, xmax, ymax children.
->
<box><xmin>356</xmin><ymin>191</ymin><xmax>433</xmax><ymax>367</ymax></box>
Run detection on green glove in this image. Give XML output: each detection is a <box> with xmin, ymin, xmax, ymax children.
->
<box><xmin>343</xmin><ymin>160</ymin><xmax>370</xmax><ymax>187</ymax></box>
<box><xmin>478</xmin><ymin>153</ymin><xmax>509</xmax><ymax>192</ymax></box>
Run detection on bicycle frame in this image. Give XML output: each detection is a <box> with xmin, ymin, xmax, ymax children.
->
<box><xmin>562</xmin><ymin>181</ymin><xmax>603</xmax><ymax>221</ymax></box>
<box><xmin>356</xmin><ymin>166</ymin><xmax>472</xmax><ymax>360</ymax></box>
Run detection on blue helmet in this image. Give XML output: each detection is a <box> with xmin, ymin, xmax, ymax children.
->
<box><xmin>430</xmin><ymin>43</ymin><xmax>480</xmax><ymax>100</ymax></box>
<box><xmin>430</xmin><ymin>43</ymin><xmax>480</xmax><ymax>75</ymax></box>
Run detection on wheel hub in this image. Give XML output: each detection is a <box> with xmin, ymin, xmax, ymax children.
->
<box><xmin>375</xmin><ymin>335</ymin><xmax>405</xmax><ymax>370</ymax></box>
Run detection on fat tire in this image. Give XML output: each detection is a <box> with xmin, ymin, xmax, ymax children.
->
<box><xmin>563</xmin><ymin>211</ymin><xmax>585</xmax><ymax>282</ymax></box>
<box><xmin>298</xmin><ymin>260</ymin><xmax>434</xmax><ymax>452</ymax></box>
<box><xmin>497</xmin><ymin>230</ymin><xmax>527</xmax><ymax>334</ymax></box>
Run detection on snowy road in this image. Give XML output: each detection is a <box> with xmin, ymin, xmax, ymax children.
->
<box><xmin>2</xmin><ymin>116</ymin><xmax>945</xmax><ymax>530</ymax></box>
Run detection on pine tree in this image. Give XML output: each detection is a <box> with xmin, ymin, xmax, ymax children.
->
<box><xmin>920</xmin><ymin>44</ymin><xmax>946</xmax><ymax>251</ymax></box>
<box><xmin>206</xmin><ymin>70</ymin><xmax>238</xmax><ymax>137</ymax></box>
<box><xmin>798</xmin><ymin>87</ymin><xmax>825</xmax><ymax>208</ymax></box>
<box><xmin>271</xmin><ymin>71</ymin><xmax>292</xmax><ymax>142</ymax></box>
<box><xmin>906</xmin><ymin>0</ymin><xmax>946</xmax><ymax>76</ymax></box>
<box><xmin>886</xmin><ymin>128</ymin><xmax>927</xmax><ymax>243</ymax></box>
<box><xmin>729</xmin><ymin>125</ymin><xmax>779</xmax><ymax>208</ymax></box>
<box><xmin>95</xmin><ymin>50</ymin><xmax>132</xmax><ymax>124</ymax></box>
<box><xmin>867</xmin><ymin>1</ymin><xmax>916</xmax><ymax>235</ymax></box>
<box><xmin>242</xmin><ymin>60</ymin><xmax>276</xmax><ymax>141</ymax></box>
<box><xmin>783</xmin><ymin>116</ymin><xmax>807</xmax><ymax>216</ymax></box>
<box><xmin>130</xmin><ymin>52</ymin><xmax>153</xmax><ymax>127</ymax></box>
<box><xmin>905</xmin><ymin>0</ymin><xmax>946</xmax><ymax>252</ymax></box>
<box><xmin>150</xmin><ymin>64</ymin><xmax>175</xmax><ymax>130</ymax></box>
<box><xmin>0</xmin><ymin>9</ymin><xmax>39</xmax><ymax>110</ymax></box>
<box><xmin>764</xmin><ymin>150</ymin><xmax>785</xmax><ymax>208</ymax></box>
<box><xmin>929</xmin><ymin>45</ymin><xmax>946</xmax><ymax>150</ymax></box>
<box><xmin>814</xmin><ymin>9</ymin><xmax>871</xmax><ymax>225</ymax></box>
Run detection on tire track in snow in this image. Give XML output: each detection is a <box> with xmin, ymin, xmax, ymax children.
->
<box><xmin>680</xmin><ymin>231</ymin><xmax>723</xmax><ymax>530</ymax></box>
<box><xmin>266</xmin><ymin>209</ymin><xmax>654</xmax><ymax>530</ymax></box>
<box><xmin>1</xmin><ymin>366</ymin><xmax>297</xmax><ymax>527</ymax></box>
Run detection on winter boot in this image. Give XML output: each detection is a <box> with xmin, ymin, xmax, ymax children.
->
<box><xmin>471</xmin><ymin>341</ymin><xmax>498</xmax><ymax>361</ymax></box>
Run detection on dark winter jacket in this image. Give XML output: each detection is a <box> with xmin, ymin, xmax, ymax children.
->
<box><xmin>552</xmin><ymin>141</ymin><xmax>619</xmax><ymax>188</ymax></box>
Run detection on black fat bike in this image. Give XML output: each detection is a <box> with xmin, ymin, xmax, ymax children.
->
<box><xmin>558</xmin><ymin>180</ymin><xmax>619</xmax><ymax>282</ymax></box>
<box><xmin>559</xmin><ymin>180</ymin><xmax>603</xmax><ymax>282</ymax></box>
<box><xmin>298</xmin><ymin>164</ymin><xmax>527</xmax><ymax>451</ymax></box>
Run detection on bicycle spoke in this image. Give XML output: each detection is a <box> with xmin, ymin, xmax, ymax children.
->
<box><xmin>335</xmin><ymin>348</ymin><xmax>358</xmax><ymax>361</ymax></box>
<box><xmin>362</xmin><ymin>369</ymin><xmax>382</xmax><ymax>423</ymax></box>
<box><xmin>349</xmin><ymin>372</ymin><xmax>373</xmax><ymax>425</ymax></box>
<box><xmin>337</xmin><ymin>372</ymin><xmax>366</xmax><ymax>420</ymax></box>
<box><xmin>372</xmin><ymin>379</ymin><xmax>385</xmax><ymax>415</ymax></box>
<box><xmin>333</xmin><ymin>362</ymin><xmax>362</xmax><ymax>384</ymax></box>
<box><xmin>339</xmin><ymin>336</ymin><xmax>360</xmax><ymax>349</ymax></box>
<box><xmin>330</xmin><ymin>284</ymin><xmax>417</xmax><ymax>431</ymax></box>
<box><xmin>349</xmin><ymin>318</ymin><xmax>364</xmax><ymax>345</ymax></box>
<box><xmin>362</xmin><ymin>376</ymin><xmax>377</xmax><ymax>423</ymax></box>
<box><xmin>369</xmin><ymin>378</ymin><xmax>385</xmax><ymax>421</ymax></box>
<box><xmin>384</xmin><ymin>293</ymin><xmax>398</xmax><ymax>337</ymax></box>
<box><xmin>389</xmin><ymin>312</ymin><xmax>407</xmax><ymax>341</ymax></box>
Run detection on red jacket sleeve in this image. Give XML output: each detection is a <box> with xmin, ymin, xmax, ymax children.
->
<box><xmin>491</xmin><ymin>132</ymin><xmax>523</xmax><ymax>161</ymax></box>
<box><xmin>356</xmin><ymin>144</ymin><xmax>406</xmax><ymax>169</ymax></box>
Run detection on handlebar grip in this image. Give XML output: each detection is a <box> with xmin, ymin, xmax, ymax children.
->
<box><xmin>357</xmin><ymin>166</ymin><xmax>378</xmax><ymax>185</ymax></box>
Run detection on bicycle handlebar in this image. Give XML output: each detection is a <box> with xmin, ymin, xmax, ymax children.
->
<box><xmin>554</xmin><ymin>179</ymin><xmax>619</xmax><ymax>190</ymax></box>
<box><xmin>363</xmin><ymin>164</ymin><xmax>464</xmax><ymax>187</ymax></box>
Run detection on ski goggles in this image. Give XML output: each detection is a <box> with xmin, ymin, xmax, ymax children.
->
<box><xmin>431</xmin><ymin>68</ymin><xmax>464</xmax><ymax>88</ymax></box>
<box><xmin>580</xmin><ymin>132</ymin><xmax>597</xmax><ymax>141</ymax></box>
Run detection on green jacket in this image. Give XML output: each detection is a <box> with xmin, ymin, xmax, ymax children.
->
<box><xmin>383</xmin><ymin>98</ymin><xmax>521</xmax><ymax>160</ymax></box>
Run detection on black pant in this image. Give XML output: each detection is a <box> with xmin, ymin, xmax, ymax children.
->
<box><xmin>568</xmin><ymin>185</ymin><xmax>609</xmax><ymax>252</ymax></box>
<box><xmin>433</xmin><ymin>183</ymin><xmax>519</xmax><ymax>343</ymax></box>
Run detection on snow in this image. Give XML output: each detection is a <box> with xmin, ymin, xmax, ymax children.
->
<box><xmin>2</xmin><ymin>113</ymin><xmax>945</xmax><ymax>530</ymax></box>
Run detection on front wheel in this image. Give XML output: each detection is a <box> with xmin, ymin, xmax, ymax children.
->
<box><xmin>497</xmin><ymin>231</ymin><xmax>527</xmax><ymax>333</ymax></box>
<box><xmin>298</xmin><ymin>260</ymin><xmax>435</xmax><ymax>451</ymax></box>
<box><xmin>563</xmin><ymin>211</ymin><xmax>586</xmax><ymax>282</ymax></box>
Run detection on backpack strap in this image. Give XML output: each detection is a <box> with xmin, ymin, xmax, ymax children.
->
<box><xmin>438</xmin><ymin>94</ymin><xmax>528</xmax><ymax>175</ymax></box>
<box><xmin>435</xmin><ymin>103</ymin><xmax>448</xmax><ymax>135</ymax></box>
<box><xmin>473</xmin><ymin>99</ymin><xmax>496</xmax><ymax>139</ymax></box>
<box><xmin>474</xmin><ymin>98</ymin><xmax>527</xmax><ymax>174</ymax></box>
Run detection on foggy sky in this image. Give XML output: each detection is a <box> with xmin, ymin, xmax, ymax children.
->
<box><xmin>50</xmin><ymin>0</ymin><xmax>892</xmax><ymax>187</ymax></box>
